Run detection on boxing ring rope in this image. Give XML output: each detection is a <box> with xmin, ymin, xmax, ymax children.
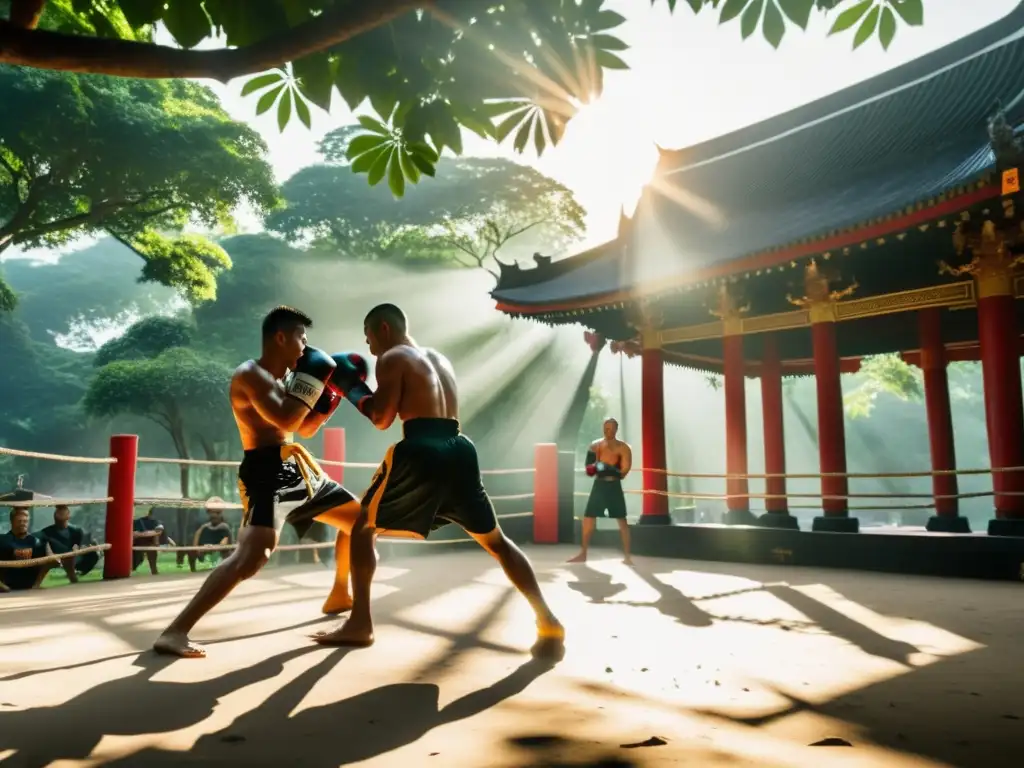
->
<box><xmin>5</xmin><ymin>429</ymin><xmax>1023</xmax><ymax>581</ymax></box>
<box><xmin>0</xmin><ymin>430</ymin><xmax>555</xmax><ymax>578</ymax></box>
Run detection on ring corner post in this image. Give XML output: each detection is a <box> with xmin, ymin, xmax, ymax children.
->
<box><xmin>323</xmin><ymin>427</ymin><xmax>346</xmax><ymax>484</ymax></box>
<box><xmin>104</xmin><ymin>434</ymin><xmax>138</xmax><ymax>580</ymax></box>
<box><xmin>532</xmin><ymin>443</ymin><xmax>558</xmax><ymax>544</ymax></box>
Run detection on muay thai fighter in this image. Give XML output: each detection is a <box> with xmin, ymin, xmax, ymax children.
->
<box><xmin>153</xmin><ymin>306</ymin><xmax>365</xmax><ymax>658</ymax></box>
<box><xmin>567</xmin><ymin>417</ymin><xmax>633</xmax><ymax>565</ymax></box>
<box><xmin>311</xmin><ymin>303</ymin><xmax>566</xmax><ymax>658</ymax></box>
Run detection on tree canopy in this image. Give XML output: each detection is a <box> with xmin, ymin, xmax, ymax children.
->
<box><xmin>0</xmin><ymin>63</ymin><xmax>280</xmax><ymax>310</ymax></box>
<box><xmin>268</xmin><ymin>144</ymin><xmax>585</xmax><ymax>270</ymax></box>
<box><xmin>0</xmin><ymin>1</ymin><xmax>926</xmax><ymax>197</ymax></box>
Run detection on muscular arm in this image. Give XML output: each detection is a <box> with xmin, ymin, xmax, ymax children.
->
<box><xmin>296</xmin><ymin>409</ymin><xmax>331</xmax><ymax>439</ymax></box>
<box><xmin>237</xmin><ymin>364</ymin><xmax>310</xmax><ymax>434</ymax></box>
<box><xmin>361</xmin><ymin>350</ymin><xmax>403</xmax><ymax>431</ymax></box>
<box><xmin>619</xmin><ymin>443</ymin><xmax>633</xmax><ymax>479</ymax></box>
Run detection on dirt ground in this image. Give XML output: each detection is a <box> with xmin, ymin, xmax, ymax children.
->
<box><xmin>1</xmin><ymin>545</ymin><xmax>1021</xmax><ymax>767</ymax></box>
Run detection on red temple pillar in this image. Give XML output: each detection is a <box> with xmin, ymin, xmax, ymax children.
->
<box><xmin>976</xmin><ymin>276</ymin><xmax>1024</xmax><ymax>536</ymax></box>
<box><xmin>919</xmin><ymin>308</ymin><xmax>967</xmax><ymax>532</ymax></box>
<box><xmin>810</xmin><ymin>307</ymin><xmax>858</xmax><ymax>533</ymax></box>
<box><xmin>759</xmin><ymin>334</ymin><xmax>797</xmax><ymax>529</ymax></box>
<box><xmin>722</xmin><ymin>333</ymin><xmax>755</xmax><ymax>524</ymax></box>
<box><xmin>639</xmin><ymin>344</ymin><xmax>670</xmax><ymax>524</ymax></box>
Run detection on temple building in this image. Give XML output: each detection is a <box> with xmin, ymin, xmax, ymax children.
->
<box><xmin>490</xmin><ymin>3</ymin><xmax>1024</xmax><ymax>537</ymax></box>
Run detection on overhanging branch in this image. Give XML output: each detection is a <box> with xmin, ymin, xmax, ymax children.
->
<box><xmin>0</xmin><ymin>0</ymin><xmax>425</xmax><ymax>80</ymax></box>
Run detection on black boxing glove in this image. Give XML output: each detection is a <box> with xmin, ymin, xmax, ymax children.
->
<box><xmin>285</xmin><ymin>346</ymin><xmax>337</xmax><ymax>410</ymax></box>
<box><xmin>330</xmin><ymin>352</ymin><xmax>373</xmax><ymax>418</ymax></box>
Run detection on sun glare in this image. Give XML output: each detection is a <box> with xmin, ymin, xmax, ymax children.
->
<box><xmin>540</xmin><ymin>92</ymin><xmax>660</xmax><ymax>223</ymax></box>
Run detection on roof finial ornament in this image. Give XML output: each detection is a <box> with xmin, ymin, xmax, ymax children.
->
<box><xmin>15</xmin><ymin>474</ymin><xmax>24</xmax><ymax>490</ymax></box>
<box><xmin>988</xmin><ymin>100</ymin><xmax>1023</xmax><ymax>170</ymax></box>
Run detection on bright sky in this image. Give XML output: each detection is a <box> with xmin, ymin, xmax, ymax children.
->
<box><xmin>7</xmin><ymin>0</ymin><xmax>1020</xmax><ymax>262</ymax></box>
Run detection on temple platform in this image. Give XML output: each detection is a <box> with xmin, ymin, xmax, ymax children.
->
<box><xmin>586</xmin><ymin>522</ymin><xmax>1024</xmax><ymax>581</ymax></box>
<box><xmin>1</xmin><ymin>546</ymin><xmax>1021</xmax><ymax>767</ymax></box>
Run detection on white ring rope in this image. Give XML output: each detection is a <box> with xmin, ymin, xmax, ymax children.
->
<box><xmin>134</xmin><ymin>455</ymin><xmax>533</xmax><ymax>476</ymax></box>
<box><xmin>2</xmin><ymin>497</ymin><xmax>113</xmax><ymax>507</ymax></box>
<box><xmin>577</xmin><ymin>466</ymin><xmax>1024</xmax><ymax>480</ymax></box>
<box><xmin>135</xmin><ymin>497</ymin><xmax>243</xmax><ymax>510</ymax></box>
<box><xmin>0</xmin><ymin>542</ymin><xmax>111</xmax><ymax>568</ymax></box>
<box><xmin>0</xmin><ymin>446</ymin><xmax>115</xmax><ymax>464</ymax></box>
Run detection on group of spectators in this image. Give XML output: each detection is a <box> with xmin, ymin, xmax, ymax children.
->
<box><xmin>0</xmin><ymin>499</ymin><xmax>236</xmax><ymax>592</ymax></box>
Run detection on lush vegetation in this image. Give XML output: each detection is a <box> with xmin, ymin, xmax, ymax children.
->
<box><xmin>1</xmin><ymin>1</ymin><xmax>925</xmax><ymax>196</ymax></box>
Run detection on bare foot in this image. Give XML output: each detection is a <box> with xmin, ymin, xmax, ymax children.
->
<box><xmin>566</xmin><ymin>552</ymin><xmax>587</xmax><ymax>564</ymax></box>
<box><xmin>622</xmin><ymin>556</ymin><xmax>634</xmax><ymax>566</ymax></box>
<box><xmin>532</xmin><ymin>618</ymin><xmax>566</xmax><ymax>661</ymax></box>
<box><xmin>153</xmin><ymin>631</ymin><xmax>207</xmax><ymax>658</ymax></box>
<box><xmin>321</xmin><ymin>591</ymin><xmax>354</xmax><ymax>616</ymax></box>
<box><xmin>310</xmin><ymin>618</ymin><xmax>374</xmax><ymax>647</ymax></box>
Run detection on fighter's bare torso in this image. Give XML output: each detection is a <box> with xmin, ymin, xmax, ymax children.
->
<box><xmin>384</xmin><ymin>344</ymin><xmax>458</xmax><ymax>422</ymax></box>
<box><xmin>230</xmin><ymin>360</ymin><xmax>291</xmax><ymax>450</ymax></box>
<box><xmin>591</xmin><ymin>438</ymin><xmax>629</xmax><ymax>476</ymax></box>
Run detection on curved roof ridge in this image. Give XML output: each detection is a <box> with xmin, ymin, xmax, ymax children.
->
<box><xmin>660</xmin><ymin>1</ymin><xmax>1024</xmax><ymax>177</ymax></box>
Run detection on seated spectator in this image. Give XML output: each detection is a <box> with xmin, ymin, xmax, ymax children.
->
<box><xmin>132</xmin><ymin>507</ymin><xmax>175</xmax><ymax>575</ymax></box>
<box><xmin>0</xmin><ymin>507</ymin><xmax>53</xmax><ymax>591</ymax></box>
<box><xmin>179</xmin><ymin>499</ymin><xmax>234</xmax><ymax>572</ymax></box>
<box><xmin>39</xmin><ymin>505</ymin><xmax>100</xmax><ymax>583</ymax></box>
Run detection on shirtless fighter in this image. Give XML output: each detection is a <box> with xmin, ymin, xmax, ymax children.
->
<box><xmin>153</xmin><ymin>306</ymin><xmax>362</xmax><ymax>658</ymax></box>
<box><xmin>312</xmin><ymin>303</ymin><xmax>566</xmax><ymax>658</ymax></box>
<box><xmin>567</xmin><ymin>418</ymin><xmax>633</xmax><ymax>565</ymax></box>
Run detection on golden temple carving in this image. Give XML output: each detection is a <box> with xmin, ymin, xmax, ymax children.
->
<box><xmin>785</xmin><ymin>258</ymin><xmax>858</xmax><ymax>324</ymax></box>
<box><xmin>940</xmin><ymin>220</ymin><xmax>1024</xmax><ymax>299</ymax></box>
<box><xmin>708</xmin><ymin>284</ymin><xmax>750</xmax><ymax>335</ymax></box>
<box><xmin>625</xmin><ymin>301</ymin><xmax>664</xmax><ymax>349</ymax></box>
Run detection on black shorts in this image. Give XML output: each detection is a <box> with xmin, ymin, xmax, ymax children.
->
<box><xmin>238</xmin><ymin>444</ymin><xmax>358</xmax><ymax>538</ymax></box>
<box><xmin>583</xmin><ymin>479</ymin><xmax>627</xmax><ymax>519</ymax></box>
<box><xmin>362</xmin><ymin>418</ymin><xmax>498</xmax><ymax>539</ymax></box>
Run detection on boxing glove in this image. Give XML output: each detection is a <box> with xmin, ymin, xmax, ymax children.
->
<box><xmin>584</xmin><ymin>450</ymin><xmax>597</xmax><ymax>477</ymax></box>
<box><xmin>596</xmin><ymin>462</ymin><xmax>622</xmax><ymax>479</ymax></box>
<box><xmin>312</xmin><ymin>385</ymin><xmax>342</xmax><ymax>417</ymax></box>
<box><xmin>285</xmin><ymin>346</ymin><xmax>337</xmax><ymax>410</ymax></box>
<box><xmin>330</xmin><ymin>352</ymin><xmax>373</xmax><ymax>416</ymax></box>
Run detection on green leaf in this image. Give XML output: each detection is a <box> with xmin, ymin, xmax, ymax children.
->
<box><xmin>740</xmin><ymin>0</ymin><xmax>764</xmax><ymax>39</ymax></box>
<box><xmin>346</xmin><ymin>133</ymin><xmax>387</xmax><ymax>159</ymax></box>
<box><xmin>891</xmin><ymin>0</ymin><xmax>923</xmax><ymax>26</ymax></box>
<box><xmin>408</xmin><ymin>142</ymin><xmax>439</xmax><ymax>164</ymax></box>
<box><xmin>293</xmin><ymin>53</ymin><xmax>335</xmax><ymax>112</ymax></box>
<box><xmin>387</xmin><ymin>151</ymin><xmax>406</xmax><ymax>198</ymax></box>
<box><xmin>512</xmin><ymin>113</ymin><xmax>534</xmax><ymax>154</ymax></box>
<box><xmin>357</xmin><ymin>114</ymin><xmax>390</xmax><ymax>136</ymax></box>
<box><xmin>366</xmin><ymin>148</ymin><xmax>391</xmax><ymax>187</ymax></box>
<box><xmin>588</xmin><ymin>34</ymin><xmax>629</xmax><ymax>52</ymax></box>
<box><xmin>878</xmin><ymin>6</ymin><xmax>897</xmax><ymax>49</ymax></box>
<box><xmin>828</xmin><ymin>0</ymin><xmax>873</xmax><ymax>35</ymax></box>
<box><xmin>408</xmin><ymin>152</ymin><xmax>436</xmax><ymax>178</ymax></box>
<box><xmin>398</xmin><ymin>150</ymin><xmax>421</xmax><ymax>185</ymax></box>
<box><xmin>596</xmin><ymin>50</ymin><xmax>629</xmax><ymax>70</ymax></box>
<box><xmin>276</xmin><ymin>88</ymin><xmax>293</xmax><ymax>133</ymax></box>
<box><xmin>777</xmin><ymin>0</ymin><xmax>814</xmax><ymax>29</ymax></box>
<box><xmin>762</xmin><ymin>0</ymin><xmax>786</xmax><ymax>47</ymax></box>
<box><xmin>240</xmin><ymin>72</ymin><xmax>282</xmax><ymax>98</ymax></box>
<box><xmin>255</xmin><ymin>85</ymin><xmax>283</xmax><ymax>116</ymax></box>
<box><xmin>161</xmin><ymin>0</ymin><xmax>212</xmax><ymax>50</ymax></box>
<box><xmin>294</xmin><ymin>93</ymin><xmax>312</xmax><ymax>130</ymax></box>
<box><xmin>719</xmin><ymin>0</ymin><xmax>751</xmax><ymax>24</ymax></box>
<box><xmin>494</xmin><ymin>108</ymin><xmax>530</xmax><ymax>142</ymax></box>
<box><xmin>543</xmin><ymin>108</ymin><xmax>567</xmax><ymax>147</ymax></box>
<box><xmin>333</xmin><ymin>60</ymin><xmax>367</xmax><ymax>110</ymax></box>
<box><xmin>685</xmin><ymin>0</ymin><xmax>703</xmax><ymax>12</ymax></box>
<box><xmin>533</xmin><ymin>113</ymin><xmax>547</xmax><ymax>157</ymax></box>
<box><xmin>591</xmin><ymin>9</ymin><xmax>627</xmax><ymax>31</ymax></box>
<box><xmin>853</xmin><ymin>5</ymin><xmax>881</xmax><ymax>49</ymax></box>
<box><xmin>118</xmin><ymin>0</ymin><xmax>166</xmax><ymax>27</ymax></box>
<box><xmin>351</xmin><ymin>146</ymin><xmax>387</xmax><ymax>174</ymax></box>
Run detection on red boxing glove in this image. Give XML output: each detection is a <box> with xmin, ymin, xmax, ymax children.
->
<box><xmin>313</xmin><ymin>382</ymin><xmax>343</xmax><ymax>417</ymax></box>
<box><xmin>584</xmin><ymin>449</ymin><xmax>597</xmax><ymax>477</ymax></box>
<box><xmin>585</xmin><ymin>464</ymin><xmax>597</xmax><ymax>477</ymax></box>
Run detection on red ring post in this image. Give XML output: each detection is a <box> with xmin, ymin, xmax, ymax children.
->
<box><xmin>322</xmin><ymin>427</ymin><xmax>345</xmax><ymax>484</ymax></box>
<box><xmin>533</xmin><ymin>443</ymin><xmax>558</xmax><ymax>544</ymax></box>
<box><xmin>104</xmin><ymin>434</ymin><xmax>138</xmax><ymax>580</ymax></box>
